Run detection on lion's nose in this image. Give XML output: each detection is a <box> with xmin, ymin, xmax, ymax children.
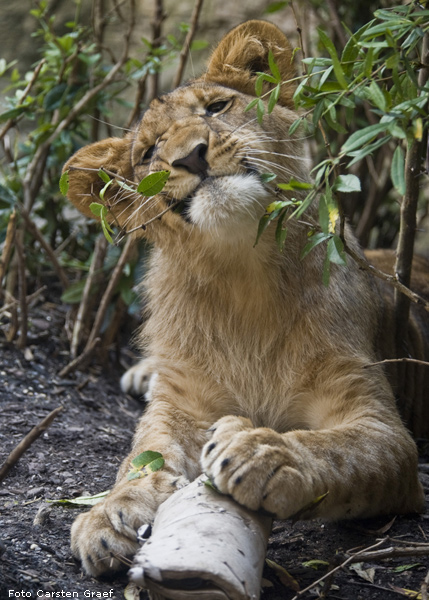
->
<box><xmin>172</xmin><ymin>143</ymin><xmax>208</xmax><ymax>177</ymax></box>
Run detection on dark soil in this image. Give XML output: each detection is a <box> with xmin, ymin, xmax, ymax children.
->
<box><xmin>1</xmin><ymin>296</ymin><xmax>428</xmax><ymax>600</ymax></box>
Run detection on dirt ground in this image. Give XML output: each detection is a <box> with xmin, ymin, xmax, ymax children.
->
<box><xmin>1</xmin><ymin>296</ymin><xmax>428</xmax><ymax>600</ymax></box>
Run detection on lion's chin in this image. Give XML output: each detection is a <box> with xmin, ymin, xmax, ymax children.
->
<box><xmin>184</xmin><ymin>173</ymin><xmax>268</xmax><ymax>237</ymax></box>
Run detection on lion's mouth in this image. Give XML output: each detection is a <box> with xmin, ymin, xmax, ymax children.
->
<box><xmin>171</xmin><ymin>197</ymin><xmax>193</xmax><ymax>222</ymax></box>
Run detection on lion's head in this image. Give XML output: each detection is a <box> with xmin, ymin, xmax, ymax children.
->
<box><xmin>64</xmin><ymin>20</ymin><xmax>310</xmax><ymax>247</ymax></box>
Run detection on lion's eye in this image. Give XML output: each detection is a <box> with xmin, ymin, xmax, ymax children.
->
<box><xmin>140</xmin><ymin>145</ymin><xmax>155</xmax><ymax>164</ymax></box>
<box><xmin>206</xmin><ymin>100</ymin><xmax>230</xmax><ymax>116</ymax></box>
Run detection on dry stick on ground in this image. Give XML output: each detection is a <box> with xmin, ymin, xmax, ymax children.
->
<box><xmin>70</xmin><ymin>234</ymin><xmax>108</xmax><ymax>359</ymax></box>
<box><xmin>0</xmin><ymin>406</ymin><xmax>64</xmax><ymax>483</ymax></box>
<box><xmin>394</xmin><ymin>30</ymin><xmax>429</xmax><ymax>359</ymax></box>
<box><xmin>291</xmin><ymin>538</ymin><xmax>387</xmax><ymax>600</ymax></box>
<box><xmin>58</xmin><ymin>337</ymin><xmax>101</xmax><ymax>378</ymax></box>
<box><xmin>0</xmin><ymin>209</ymin><xmax>16</xmax><ymax>302</ymax></box>
<box><xmin>172</xmin><ymin>0</ymin><xmax>205</xmax><ymax>89</ymax></box>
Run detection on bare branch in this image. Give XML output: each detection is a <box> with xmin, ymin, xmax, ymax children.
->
<box><xmin>342</xmin><ymin>239</ymin><xmax>429</xmax><ymax>313</ymax></box>
<box><xmin>0</xmin><ymin>209</ymin><xmax>17</xmax><ymax>301</ymax></box>
<box><xmin>15</xmin><ymin>229</ymin><xmax>28</xmax><ymax>349</ymax></box>
<box><xmin>0</xmin><ymin>59</ymin><xmax>46</xmax><ymax>143</ymax></box>
<box><xmin>364</xmin><ymin>358</ymin><xmax>429</xmax><ymax>369</ymax></box>
<box><xmin>18</xmin><ymin>207</ymin><xmax>70</xmax><ymax>290</ymax></box>
<box><xmin>85</xmin><ymin>236</ymin><xmax>134</xmax><ymax>349</ymax></box>
<box><xmin>58</xmin><ymin>337</ymin><xmax>101</xmax><ymax>378</ymax></box>
<box><xmin>172</xmin><ymin>0</ymin><xmax>204</xmax><ymax>89</ymax></box>
<box><xmin>394</xmin><ymin>30</ymin><xmax>429</xmax><ymax>357</ymax></box>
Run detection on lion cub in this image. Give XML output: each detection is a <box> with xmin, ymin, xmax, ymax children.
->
<box><xmin>64</xmin><ymin>20</ymin><xmax>425</xmax><ymax>576</ymax></box>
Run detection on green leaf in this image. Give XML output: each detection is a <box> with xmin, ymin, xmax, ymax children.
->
<box><xmin>391</xmin><ymin>145</ymin><xmax>406</xmax><ymax>195</ymax></box>
<box><xmin>58</xmin><ymin>173</ymin><xmax>69</xmax><ymax>202</ymax></box>
<box><xmin>255</xmin><ymin>73</ymin><xmax>265</xmax><ymax>97</ymax></box>
<box><xmin>275</xmin><ymin>210</ymin><xmax>289</xmax><ymax>251</ymax></box>
<box><xmin>49</xmin><ymin>490</ymin><xmax>110</xmax><ymax>506</ymax></box>
<box><xmin>317</xmin><ymin>27</ymin><xmax>348</xmax><ymax>89</ymax></box>
<box><xmin>278</xmin><ymin>179</ymin><xmax>313</xmax><ymax>191</ymax></box>
<box><xmin>61</xmin><ymin>279</ymin><xmax>87</xmax><ymax>304</ymax></box>
<box><xmin>327</xmin><ymin>235</ymin><xmax>347</xmax><ymax>265</ymax></box>
<box><xmin>254</xmin><ymin>214</ymin><xmax>271</xmax><ymax>246</ymax></box>
<box><xmin>319</xmin><ymin>194</ymin><xmax>330</xmax><ymax>234</ymax></box>
<box><xmin>98</xmin><ymin>169</ymin><xmax>111</xmax><ymax>184</ymax></box>
<box><xmin>366</xmin><ymin>80</ymin><xmax>387</xmax><ymax>111</ymax></box>
<box><xmin>268</xmin><ymin>84</ymin><xmax>281</xmax><ymax>113</ymax></box>
<box><xmin>245</xmin><ymin>98</ymin><xmax>259</xmax><ymax>113</ymax></box>
<box><xmin>264</xmin><ymin>1</ymin><xmax>288</xmax><ymax>14</ymax></box>
<box><xmin>333</xmin><ymin>174</ymin><xmax>361</xmax><ymax>193</ymax></box>
<box><xmin>341</xmin><ymin>122</ymin><xmax>389</xmax><ymax>154</ymax></box>
<box><xmin>260</xmin><ymin>172</ymin><xmax>277</xmax><ymax>183</ymax></box>
<box><xmin>268</xmin><ymin>50</ymin><xmax>281</xmax><ymax>82</ymax></box>
<box><xmin>137</xmin><ymin>170</ymin><xmax>170</xmax><ymax>196</ymax></box>
<box><xmin>101</xmin><ymin>218</ymin><xmax>114</xmax><ymax>244</ymax></box>
<box><xmin>302</xmin><ymin>559</ymin><xmax>330</xmax><ymax>570</ymax></box>
<box><xmin>0</xmin><ymin>106</ymin><xmax>30</xmax><ymax>123</ymax></box>
<box><xmin>127</xmin><ymin>451</ymin><xmax>165</xmax><ymax>480</ymax></box>
<box><xmin>301</xmin><ymin>232</ymin><xmax>330</xmax><ymax>259</ymax></box>
<box><xmin>391</xmin><ymin>563</ymin><xmax>422</xmax><ymax>573</ymax></box>
<box><xmin>289</xmin><ymin>118</ymin><xmax>302</xmax><ymax>135</ymax></box>
<box><xmin>89</xmin><ymin>202</ymin><xmax>105</xmax><ymax>218</ymax></box>
<box><xmin>99</xmin><ymin>179</ymin><xmax>113</xmax><ymax>201</ymax></box>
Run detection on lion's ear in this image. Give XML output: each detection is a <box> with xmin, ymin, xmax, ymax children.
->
<box><xmin>204</xmin><ymin>20</ymin><xmax>296</xmax><ymax>108</ymax></box>
<box><xmin>63</xmin><ymin>137</ymin><xmax>133</xmax><ymax>220</ymax></box>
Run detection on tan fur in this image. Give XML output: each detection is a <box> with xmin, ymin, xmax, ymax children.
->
<box><xmin>64</xmin><ymin>21</ymin><xmax>426</xmax><ymax>577</ymax></box>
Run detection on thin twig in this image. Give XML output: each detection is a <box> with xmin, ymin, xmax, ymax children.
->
<box><xmin>15</xmin><ymin>229</ymin><xmax>27</xmax><ymax>349</ymax></box>
<box><xmin>120</xmin><ymin>199</ymin><xmax>181</xmax><ymax>238</ymax></box>
<box><xmin>291</xmin><ymin>538</ymin><xmax>387</xmax><ymax>600</ymax></box>
<box><xmin>353</xmin><ymin>545</ymin><xmax>429</xmax><ymax>561</ymax></box>
<box><xmin>85</xmin><ymin>236</ymin><xmax>134</xmax><ymax>349</ymax></box>
<box><xmin>147</xmin><ymin>0</ymin><xmax>165</xmax><ymax>102</ymax></box>
<box><xmin>172</xmin><ymin>0</ymin><xmax>204</xmax><ymax>88</ymax></box>
<box><xmin>70</xmin><ymin>235</ymin><xmax>108</xmax><ymax>358</ymax></box>
<box><xmin>0</xmin><ymin>286</ymin><xmax>46</xmax><ymax>318</ymax></box>
<box><xmin>342</xmin><ymin>239</ymin><xmax>429</xmax><ymax>312</ymax></box>
<box><xmin>0</xmin><ymin>59</ymin><xmax>46</xmax><ymax>143</ymax></box>
<box><xmin>0</xmin><ymin>406</ymin><xmax>64</xmax><ymax>483</ymax></box>
<box><xmin>58</xmin><ymin>337</ymin><xmax>101</xmax><ymax>378</ymax></box>
<box><xmin>394</xmin><ymin>29</ymin><xmax>429</xmax><ymax>358</ymax></box>
<box><xmin>0</xmin><ymin>209</ymin><xmax>17</xmax><ymax>301</ymax></box>
<box><xmin>364</xmin><ymin>358</ymin><xmax>429</xmax><ymax>369</ymax></box>
<box><xmin>18</xmin><ymin>206</ymin><xmax>70</xmax><ymax>290</ymax></box>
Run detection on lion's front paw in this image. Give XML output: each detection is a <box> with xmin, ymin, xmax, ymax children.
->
<box><xmin>201</xmin><ymin>416</ymin><xmax>308</xmax><ymax>518</ymax></box>
<box><xmin>71</xmin><ymin>473</ymin><xmax>188</xmax><ymax>576</ymax></box>
<box><xmin>120</xmin><ymin>358</ymin><xmax>157</xmax><ymax>398</ymax></box>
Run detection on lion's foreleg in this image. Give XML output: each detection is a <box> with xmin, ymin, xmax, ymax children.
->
<box><xmin>71</xmin><ymin>382</ymin><xmax>214</xmax><ymax>576</ymax></box>
<box><xmin>201</xmin><ymin>412</ymin><xmax>424</xmax><ymax>521</ymax></box>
